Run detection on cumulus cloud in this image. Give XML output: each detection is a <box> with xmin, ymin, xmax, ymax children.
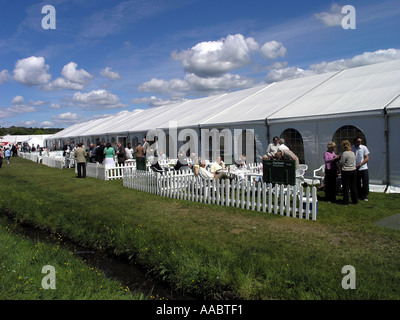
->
<box><xmin>12</xmin><ymin>96</ymin><xmax>24</xmax><ymax>105</ymax></box>
<box><xmin>0</xmin><ymin>70</ymin><xmax>10</xmax><ymax>84</ymax></box>
<box><xmin>72</xmin><ymin>89</ymin><xmax>127</xmax><ymax>109</ymax></box>
<box><xmin>172</xmin><ymin>34</ymin><xmax>259</xmax><ymax>77</ymax></box>
<box><xmin>139</xmin><ymin>78</ymin><xmax>190</xmax><ymax>96</ymax></box>
<box><xmin>0</xmin><ymin>97</ymin><xmax>38</xmax><ymax>119</ymax></box>
<box><xmin>51</xmin><ymin>112</ymin><xmax>80</xmax><ymax>126</ymax></box>
<box><xmin>61</xmin><ymin>62</ymin><xmax>93</xmax><ymax>84</ymax></box>
<box><xmin>139</xmin><ymin>73</ymin><xmax>254</xmax><ymax>97</ymax></box>
<box><xmin>100</xmin><ymin>67</ymin><xmax>121</xmax><ymax>80</ymax></box>
<box><xmin>13</xmin><ymin>56</ymin><xmax>52</xmax><ymax>86</ymax></box>
<box><xmin>309</xmin><ymin>48</ymin><xmax>400</xmax><ymax>73</ymax></box>
<box><xmin>185</xmin><ymin>73</ymin><xmax>254</xmax><ymax>93</ymax></box>
<box><xmin>40</xmin><ymin>120</ymin><xmax>55</xmax><ymax>128</ymax></box>
<box><xmin>44</xmin><ymin>62</ymin><xmax>93</xmax><ymax>91</ymax></box>
<box><xmin>314</xmin><ymin>3</ymin><xmax>343</xmax><ymax>27</ymax></box>
<box><xmin>266</xmin><ymin>48</ymin><xmax>400</xmax><ymax>83</ymax></box>
<box><xmin>260</xmin><ymin>41</ymin><xmax>287</xmax><ymax>60</ymax></box>
<box><xmin>130</xmin><ymin>96</ymin><xmax>187</xmax><ymax>107</ymax></box>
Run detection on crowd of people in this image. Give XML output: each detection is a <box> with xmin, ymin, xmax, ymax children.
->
<box><xmin>59</xmin><ymin>136</ymin><xmax>369</xmax><ymax>203</ymax></box>
<box><xmin>264</xmin><ymin>136</ymin><xmax>300</xmax><ymax>169</ymax></box>
<box><xmin>0</xmin><ymin>142</ymin><xmax>46</xmax><ymax>167</ymax></box>
<box><xmin>323</xmin><ymin>137</ymin><xmax>370</xmax><ymax>205</ymax></box>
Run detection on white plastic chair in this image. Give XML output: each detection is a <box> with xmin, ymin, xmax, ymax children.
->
<box><xmin>299</xmin><ymin>164</ymin><xmax>308</xmax><ymax>172</ymax></box>
<box><xmin>312</xmin><ymin>165</ymin><xmax>325</xmax><ymax>185</ymax></box>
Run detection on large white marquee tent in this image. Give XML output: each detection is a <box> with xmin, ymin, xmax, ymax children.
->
<box><xmin>45</xmin><ymin>59</ymin><xmax>400</xmax><ymax>191</ymax></box>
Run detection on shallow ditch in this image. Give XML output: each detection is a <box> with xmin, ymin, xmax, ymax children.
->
<box><xmin>2</xmin><ymin>215</ymin><xmax>196</xmax><ymax>300</ymax></box>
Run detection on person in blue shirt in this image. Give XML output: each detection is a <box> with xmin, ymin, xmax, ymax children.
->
<box><xmin>5</xmin><ymin>147</ymin><xmax>11</xmax><ymax>164</ymax></box>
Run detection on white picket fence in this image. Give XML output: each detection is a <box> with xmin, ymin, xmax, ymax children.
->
<box><xmin>123</xmin><ymin>167</ymin><xmax>318</xmax><ymax>220</ymax></box>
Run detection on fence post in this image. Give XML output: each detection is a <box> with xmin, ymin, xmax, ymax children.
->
<box><xmin>312</xmin><ymin>187</ymin><xmax>317</xmax><ymax>221</ymax></box>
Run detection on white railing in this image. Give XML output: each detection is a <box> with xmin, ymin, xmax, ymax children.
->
<box><xmin>123</xmin><ymin>167</ymin><xmax>318</xmax><ymax>220</ymax></box>
<box><xmin>42</xmin><ymin>155</ymin><xmax>64</xmax><ymax>169</ymax></box>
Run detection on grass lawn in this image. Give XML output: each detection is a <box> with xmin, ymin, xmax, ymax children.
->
<box><xmin>1</xmin><ymin>157</ymin><xmax>399</xmax><ymax>299</ymax></box>
<box><xmin>0</xmin><ymin>215</ymin><xmax>146</xmax><ymax>300</ymax></box>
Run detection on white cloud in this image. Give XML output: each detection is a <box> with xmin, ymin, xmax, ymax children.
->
<box><xmin>260</xmin><ymin>41</ymin><xmax>287</xmax><ymax>60</ymax></box>
<box><xmin>72</xmin><ymin>89</ymin><xmax>127</xmax><ymax>109</ymax></box>
<box><xmin>12</xmin><ymin>96</ymin><xmax>24</xmax><ymax>105</ymax></box>
<box><xmin>130</xmin><ymin>96</ymin><xmax>187</xmax><ymax>107</ymax></box>
<box><xmin>52</xmin><ymin>112</ymin><xmax>79</xmax><ymax>125</ymax></box>
<box><xmin>172</xmin><ymin>34</ymin><xmax>259</xmax><ymax>77</ymax></box>
<box><xmin>61</xmin><ymin>62</ymin><xmax>93</xmax><ymax>84</ymax></box>
<box><xmin>314</xmin><ymin>3</ymin><xmax>343</xmax><ymax>27</ymax></box>
<box><xmin>0</xmin><ymin>70</ymin><xmax>10</xmax><ymax>84</ymax></box>
<box><xmin>45</xmin><ymin>77</ymin><xmax>85</xmax><ymax>91</ymax></box>
<box><xmin>50</xmin><ymin>103</ymin><xmax>61</xmax><ymax>109</ymax></box>
<box><xmin>266</xmin><ymin>66</ymin><xmax>309</xmax><ymax>83</ymax></box>
<box><xmin>0</xmin><ymin>96</ymin><xmax>42</xmax><ymax>119</ymax></box>
<box><xmin>309</xmin><ymin>48</ymin><xmax>400</xmax><ymax>73</ymax></box>
<box><xmin>139</xmin><ymin>78</ymin><xmax>190</xmax><ymax>95</ymax></box>
<box><xmin>0</xmin><ymin>104</ymin><xmax>37</xmax><ymax>119</ymax></box>
<box><xmin>100</xmin><ymin>67</ymin><xmax>121</xmax><ymax>80</ymax></box>
<box><xmin>139</xmin><ymin>72</ymin><xmax>254</xmax><ymax>98</ymax></box>
<box><xmin>40</xmin><ymin>120</ymin><xmax>55</xmax><ymax>128</ymax></box>
<box><xmin>44</xmin><ymin>62</ymin><xmax>93</xmax><ymax>91</ymax></box>
<box><xmin>13</xmin><ymin>56</ymin><xmax>51</xmax><ymax>86</ymax></box>
<box><xmin>266</xmin><ymin>48</ymin><xmax>400</xmax><ymax>83</ymax></box>
<box><xmin>185</xmin><ymin>73</ymin><xmax>254</xmax><ymax>93</ymax></box>
<box><xmin>18</xmin><ymin>120</ymin><xmax>37</xmax><ymax>127</ymax></box>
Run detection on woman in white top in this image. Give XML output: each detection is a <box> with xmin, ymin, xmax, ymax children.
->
<box><xmin>339</xmin><ymin>140</ymin><xmax>358</xmax><ymax>205</ymax></box>
<box><xmin>125</xmin><ymin>142</ymin><xmax>134</xmax><ymax>159</ymax></box>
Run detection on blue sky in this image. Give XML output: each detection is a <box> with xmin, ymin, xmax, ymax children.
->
<box><xmin>0</xmin><ymin>0</ymin><xmax>399</xmax><ymax>128</ymax></box>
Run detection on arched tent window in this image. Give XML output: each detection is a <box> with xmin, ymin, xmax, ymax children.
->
<box><xmin>332</xmin><ymin>125</ymin><xmax>367</xmax><ymax>152</ymax></box>
<box><xmin>280</xmin><ymin>128</ymin><xmax>305</xmax><ymax>164</ymax></box>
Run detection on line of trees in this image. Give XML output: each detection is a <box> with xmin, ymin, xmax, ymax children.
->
<box><xmin>0</xmin><ymin>126</ymin><xmax>62</xmax><ymax>136</ymax></box>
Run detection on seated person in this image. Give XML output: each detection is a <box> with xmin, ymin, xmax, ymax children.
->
<box><xmin>211</xmin><ymin>156</ymin><xmax>229</xmax><ymax>180</ymax></box>
<box><xmin>236</xmin><ymin>153</ymin><xmax>247</xmax><ymax>170</ymax></box>
<box><xmin>150</xmin><ymin>161</ymin><xmax>165</xmax><ymax>173</ymax></box>
<box><xmin>210</xmin><ymin>156</ymin><xmax>225</xmax><ymax>173</ymax></box>
<box><xmin>194</xmin><ymin>159</ymin><xmax>214</xmax><ymax>179</ymax></box>
<box><xmin>278</xmin><ymin>138</ymin><xmax>289</xmax><ymax>151</ymax></box>
<box><xmin>274</xmin><ymin>150</ymin><xmax>300</xmax><ymax>169</ymax></box>
<box><xmin>174</xmin><ymin>151</ymin><xmax>190</xmax><ymax>171</ymax></box>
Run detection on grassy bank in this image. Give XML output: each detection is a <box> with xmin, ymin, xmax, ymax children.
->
<box><xmin>0</xmin><ymin>215</ymin><xmax>145</xmax><ymax>300</ymax></box>
<box><xmin>1</xmin><ymin>157</ymin><xmax>400</xmax><ymax>299</ymax></box>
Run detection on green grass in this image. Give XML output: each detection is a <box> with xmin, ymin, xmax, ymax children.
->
<box><xmin>1</xmin><ymin>157</ymin><xmax>400</xmax><ymax>299</ymax></box>
<box><xmin>0</xmin><ymin>216</ymin><xmax>146</xmax><ymax>300</ymax></box>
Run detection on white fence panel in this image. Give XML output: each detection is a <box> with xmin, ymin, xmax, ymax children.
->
<box><xmin>123</xmin><ymin>170</ymin><xmax>318</xmax><ymax>220</ymax></box>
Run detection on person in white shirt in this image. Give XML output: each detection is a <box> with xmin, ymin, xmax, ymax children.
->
<box><xmin>210</xmin><ymin>156</ymin><xmax>228</xmax><ymax>180</ymax></box>
<box><xmin>278</xmin><ymin>138</ymin><xmax>289</xmax><ymax>151</ymax></box>
<box><xmin>266</xmin><ymin>136</ymin><xmax>280</xmax><ymax>157</ymax></box>
<box><xmin>351</xmin><ymin>137</ymin><xmax>370</xmax><ymax>201</ymax></box>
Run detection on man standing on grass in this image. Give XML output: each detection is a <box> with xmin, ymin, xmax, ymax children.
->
<box><xmin>352</xmin><ymin>137</ymin><xmax>370</xmax><ymax>201</ymax></box>
<box><xmin>74</xmin><ymin>143</ymin><xmax>87</xmax><ymax>178</ymax></box>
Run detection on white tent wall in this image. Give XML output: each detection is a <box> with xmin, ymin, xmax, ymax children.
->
<box><xmin>43</xmin><ymin>59</ymin><xmax>400</xmax><ymax>192</ymax></box>
<box><xmin>268</xmin><ymin>114</ymin><xmax>388</xmax><ymax>185</ymax></box>
<box><xmin>387</xmin><ymin>108</ymin><xmax>400</xmax><ymax>189</ymax></box>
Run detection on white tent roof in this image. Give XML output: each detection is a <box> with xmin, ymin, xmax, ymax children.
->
<box><xmin>268</xmin><ymin>59</ymin><xmax>400</xmax><ymax>123</ymax></box>
<box><xmin>47</xmin><ymin>59</ymin><xmax>400</xmax><ymax>139</ymax></box>
<box><xmin>0</xmin><ymin>134</ymin><xmax>52</xmax><ymax>145</ymax></box>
